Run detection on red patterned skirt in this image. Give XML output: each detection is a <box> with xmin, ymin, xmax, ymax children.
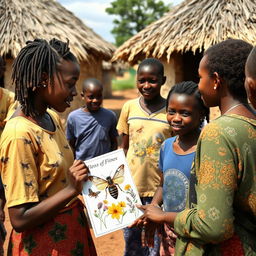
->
<box><xmin>8</xmin><ymin>200</ymin><xmax>97</xmax><ymax>256</ymax></box>
<box><xmin>220</xmin><ymin>234</ymin><xmax>244</xmax><ymax>256</ymax></box>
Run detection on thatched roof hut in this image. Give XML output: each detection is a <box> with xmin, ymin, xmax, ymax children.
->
<box><xmin>112</xmin><ymin>0</ymin><xmax>256</xmax><ymax>99</ymax></box>
<box><xmin>0</xmin><ymin>0</ymin><xmax>114</xmax><ymax>61</ymax></box>
<box><xmin>0</xmin><ymin>0</ymin><xmax>116</xmax><ymax>120</ymax></box>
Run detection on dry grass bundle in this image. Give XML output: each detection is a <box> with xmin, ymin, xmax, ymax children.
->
<box><xmin>0</xmin><ymin>0</ymin><xmax>115</xmax><ymax>62</ymax></box>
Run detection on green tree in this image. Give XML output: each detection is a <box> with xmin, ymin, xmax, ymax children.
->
<box><xmin>106</xmin><ymin>0</ymin><xmax>170</xmax><ymax>46</ymax></box>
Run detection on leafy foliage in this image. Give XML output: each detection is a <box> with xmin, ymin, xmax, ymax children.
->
<box><xmin>112</xmin><ymin>68</ymin><xmax>136</xmax><ymax>91</ymax></box>
<box><xmin>106</xmin><ymin>0</ymin><xmax>170</xmax><ymax>46</ymax></box>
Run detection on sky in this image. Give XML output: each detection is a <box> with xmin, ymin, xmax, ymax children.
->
<box><xmin>57</xmin><ymin>0</ymin><xmax>183</xmax><ymax>44</ymax></box>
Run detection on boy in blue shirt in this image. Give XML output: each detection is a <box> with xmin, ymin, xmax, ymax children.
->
<box><xmin>66</xmin><ymin>78</ymin><xmax>118</xmax><ymax>160</ymax></box>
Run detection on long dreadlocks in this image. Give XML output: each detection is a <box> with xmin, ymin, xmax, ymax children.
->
<box><xmin>12</xmin><ymin>38</ymin><xmax>77</xmax><ymax>117</ymax></box>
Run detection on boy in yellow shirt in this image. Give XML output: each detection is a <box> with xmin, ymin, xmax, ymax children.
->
<box><xmin>117</xmin><ymin>58</ymin><xmax>173</xmax><ymax>255</ymax></box>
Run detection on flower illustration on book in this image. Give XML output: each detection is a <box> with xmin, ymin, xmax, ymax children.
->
<box><xmin>118</xmin><ymin>201</ymin><xmax>126</xmax><ymax>208</ymax></box>
<box><xmin>124</xmin><ymin>184</ymin><xmax>131</xmax><ymax>190</ymax></box>
<box><xmin>93</xmin><ymin>201</ymin><xmax>108</xmax><ymax>229</ymax></box>
<box><xmin>124</xmin><ymin>184</ymin><xmax>140</xmax><ymax>217</ymax></box>
<box><xmin>107</xmin><ymin>203</ymin><xmax>126</xmax><ymax>223</ymax></box>
<box><xmin>93</xmin><ymin>200</ymin><xmax>127</xmax><ymax>229</ymax></box>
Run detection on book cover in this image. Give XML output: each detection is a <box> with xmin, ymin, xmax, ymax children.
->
<box><xmin>82</xmin><ymin>149</ymin><xmax>143</xmax><ymax>237</ymax></box>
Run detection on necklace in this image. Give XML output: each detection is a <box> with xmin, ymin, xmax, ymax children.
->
<box><xmin>223</xmin><ymin>103</ymin><xmax>244</xmax><ymax>115</ymax></box>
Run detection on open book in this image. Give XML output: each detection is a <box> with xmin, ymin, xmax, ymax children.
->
<box><xmin>82</xmin><ymin>149</ymin><xmax>143</xmax><ymax>237</ymax></box>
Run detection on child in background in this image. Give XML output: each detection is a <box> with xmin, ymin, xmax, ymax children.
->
<box><xmin>66</xmin><ymin>78</ymin><xmax>118</xmax><ymax>160</ymax></box>
<box><xmin>117</xmin><ymin>58</ymin><xmax>173</xmax><ymax>256</ymax></box>
<box><xmin>0</xmin><ymin>56</ymin><xmax>17</xmax><ymax>137</ymax></box>
<box><xmin>245</xmin><ymin>46</ymin><xmax>256</xmax><ymax>109</ymax></box>
<box><xmin>0</xmin><ymin>38</ymin><xmax>97</xmax><ymax>255</ymax></box>
<box><xmin>133</xmin><ymin>81</ymin><xmax>209</xmax><ymax>256</ymax></box>
<box><xmin>0</xmin><ymin>56</ymin><xmax>18</xmax><ymax>255</ymax></box>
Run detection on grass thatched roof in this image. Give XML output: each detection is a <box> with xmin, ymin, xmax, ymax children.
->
<box><xmin>0</xmin><ymin>0</ymin><xmax>115</xmax><ymax>62</ymax></box>
<box><xmin>113</xmin><ymin>0</ymin><xmax>256</xmax><ymax>64</ymax></box>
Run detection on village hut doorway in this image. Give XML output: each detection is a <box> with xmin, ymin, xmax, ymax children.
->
<box><xmin>182</xmin><ymin>50</ymin><xmax>203</xmax><ymax>83</ymax></box>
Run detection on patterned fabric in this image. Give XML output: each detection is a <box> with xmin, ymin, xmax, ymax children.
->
<box><xmin>66</xmin><ymin>107</ymin><xmax>118</xmax><ymax>160</ymax></box>
<box><xmin>174</xmin><ymin>114</ymin><xmax>256</xmax><ymax>255</ymax></box>
<box><xmin>123</xmin><ymin>197</ymin><xmax>160</xmax><ymax>256</ymax></box>
<box><xmin>0</xmin><ymin>88</ymin><xmax>17</xmax><ymax>137</ymax></box>
<box><xmin>159</xmin><ymin>223</ymin><xmax>176</xmax><ymax>256</ymax></box>
<box><xmin>0</xmin><ymin>110</ymin><xmax>74</xmax><ymax>208</ymax></box>
<box><xmin>117</xmin><ymin>97</ymin><xmax>172</xmax><ymax>197</ymax></box>
<box><xmin>8</xmin><ymin>200</ymin><xmax>97</xmax><ymax>256</ymax></box>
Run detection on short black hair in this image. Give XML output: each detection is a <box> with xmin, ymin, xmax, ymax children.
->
<box><xmin>204</xmin><ymin>38</ymin><xmax>252</xmax><ymax>100</ymax></box>
<box><xmin>82</xmin><ymin>78</ymin><xmax>103</xmax><ymax>93</ymax></box>
<box><xmin>12</xmin><ymin>38</ymin><xmax>78</xmax><ymax>117</ymax></box>
<box><xmin>166</xmin><ymin>81</ymin><xmax>209</xmax><ymax>123</ymax></box>
<box><xmin>246</xmin><ymin>47</ymin><xmax>256</xmax><ymax>79</ymax></box>
<box><xmin>138</xmin><ymin>58</ymin><xmax>164</xmax><ymax>76</ymax></box>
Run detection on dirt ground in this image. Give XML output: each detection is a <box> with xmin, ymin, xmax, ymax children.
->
<box><xmin>3</xmin><ymin>88</ymin><xmax>139</xmax><ymax>256</ymax></box>
<box><xmin>103</xmin><ymin>88</ymin><xmax>139</xmax><ymax>117</ymax></box>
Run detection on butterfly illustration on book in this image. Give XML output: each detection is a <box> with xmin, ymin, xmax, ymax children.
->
<box><xmin>89</xmin><ymin>164</ymin><xmax>125</xmax><ymax>199</ymax></box>
<box><xmin>88</xmin><ymin>188</ymin><xmax>101</xmax><ymax>198</ymax></box>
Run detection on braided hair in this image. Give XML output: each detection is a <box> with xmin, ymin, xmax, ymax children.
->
<box><xmin>166</xmin><ymin>81</ymin><xmax>210</xmax><ymax>124</ymax></box>
<box><xmin>12</xmin><ymin>38</ymin><xmax>77</xmax><ymax>117</ymax></box>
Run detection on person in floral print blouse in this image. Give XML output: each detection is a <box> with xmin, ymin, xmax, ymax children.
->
<box><xmin>134</xmin><ymin>39</ymin><xmax>256</xmax><ymax>255</ymax></box>
<box><xmin>117</xmin><ymin>58</ymin><xmax>173</xmax><ymax>256</ymax></box>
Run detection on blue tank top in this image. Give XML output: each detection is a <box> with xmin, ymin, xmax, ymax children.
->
<box><xmin>159</xmin><ymin>136</ymin><xmax>195</xmax><ymax>212</ymax></box>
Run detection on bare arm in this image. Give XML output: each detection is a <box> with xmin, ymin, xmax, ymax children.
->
<box><xmin>68</xmin><ymin>138</ymin><xmax>76</xmax><ymax>156</ymax></box>
<box><xmin>137</xmin><ymin>204</ymin><xmax>178</xmax><ymax>226</ymax></box>
<box><xmin>8</xmin><ymin>160</ymin><xmax>88</xmax><ymax>232</ymax></box>
<box><xmin>151</xmin><ymin>173</ymin><xmax>163</xmax><ymax>207</ymax></box>
<box><xmin>0</xmin><ymin>188</ymin><xmax>6</xmax><ymax>222</ymax></box>
<box><xmin>120</xmin><ymin>133</ymin><xmax>129</xmax><ymax>155</ymax></box>
<box><xmin>110</xmin><ymin>135</ymin><xmax>118</xmax><ymax>151</ymax></box>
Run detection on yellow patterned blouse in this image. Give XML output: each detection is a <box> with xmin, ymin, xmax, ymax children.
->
<box><xmin>0</xmin><ymin>110</ymin><xmax>74</xmax><ymax>208</ymax></box>
<box><xmin>174</xmin><ymin>114</ymin><xmax>256</xmax><ymax>255</ymax></box>
<box><xmin>117</xmin><ymin>97</ymin><xmax>173</xmax><ymax>197</ymax></box>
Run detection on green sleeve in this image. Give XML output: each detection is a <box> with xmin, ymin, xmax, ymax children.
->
<box><xmin>174</xmin><ymin>119</ymin><xmax>241</xmax><ymax>253</ymax></box>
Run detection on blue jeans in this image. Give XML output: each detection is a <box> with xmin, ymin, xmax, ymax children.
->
<box><xmin>123</xmin><ymin>197</ymin><xmax>160</xmax><ymax>256</ymax></box>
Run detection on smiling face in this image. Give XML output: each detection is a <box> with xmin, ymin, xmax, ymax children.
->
<box><xmin>198</xmin><ymin>55</ymin><xmax>219</xmax><ymax>108</ymax></box>
<box><xmin>137</xmin><ymin>64</ymin><xmax>166</xmax><ymax>101</ymax></box>
<box><xmin>40</xmin><ymin>59</ymin><xmax>80</xmax><ymax>113</ymax></box>
<box><xmin>82</xmin><ymin>85</ymin><xmax>103</xmax><ymax>112</ymax></box>
<box><xmin>167</xmin><ymin>93</ymin><xmax>202</xmax><ymax>137</ymax></box>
